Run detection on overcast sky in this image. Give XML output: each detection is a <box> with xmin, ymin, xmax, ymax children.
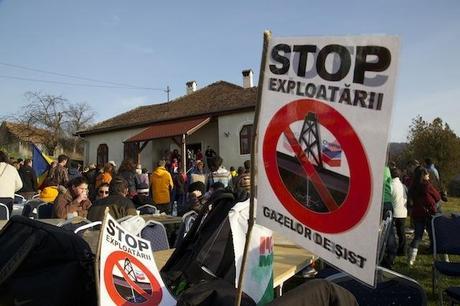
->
<box><xmin>0</xmin><ymin>0</ymin><xmax>459</xmax><ymax>142</ymax></box>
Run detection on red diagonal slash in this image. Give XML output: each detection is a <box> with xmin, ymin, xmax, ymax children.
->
<box><xmin>283</xmin><ymin>127</ymin><xmax>339</xmax><ymax>211</ymax></box>
<box><xmin>115</xmin><ymin>261</ymin><xmax>151</xmax><ymax>300</ymax></box>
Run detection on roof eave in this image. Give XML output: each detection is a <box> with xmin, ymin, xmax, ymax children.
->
<box><xmin>76</xmin><ymin>105</ymin><xmax>255</xmax><ymax>137</ymax></box>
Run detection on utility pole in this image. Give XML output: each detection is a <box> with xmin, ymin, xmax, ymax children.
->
<box><xmin>165</xmin><ymin>86</ymin><xmax>170</xmax><ymax>102</ymax></box>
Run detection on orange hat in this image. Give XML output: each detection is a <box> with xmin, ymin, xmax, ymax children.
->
<box><xmin>40</xmin><ymin>186</ymin><xmax>59</xmax><ymax>203</ymax></box>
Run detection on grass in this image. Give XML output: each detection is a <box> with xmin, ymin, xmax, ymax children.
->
<box><xmin>282</xmin><ymin>199</ymin><xmax>460</xmax><ymax>305</ymax></box>
<box><xmin>392</xmin><ymin>196</ymin><xmax>460</xmax><ymax>306</ymax></box>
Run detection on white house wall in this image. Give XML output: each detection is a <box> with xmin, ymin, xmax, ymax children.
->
<box><xmin>188</xmin><ymin>119</ymin><xmax>219</xmax><ymax>156</ymax></box>
<box><xmin>83</xmin><ymin>120</ymin><xmax>220</xmax><ymax>171</ymax></box>
<box><xmin>84</xmin><ymin>127</ymin><xmax>148</xmax><ymax>167</ymax></box>
<box><xmin>218</xmin><ymin>111</ymin><xmax>254</xmax><ymax>169</ymax></box>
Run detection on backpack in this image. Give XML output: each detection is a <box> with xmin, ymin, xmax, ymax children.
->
<box><xmin>0</xmin><ymin>216</ymin><xmax>97</xmax><ymax>306</ymax></box>
<box><xmin>161</xmin><ymin>189</ymin><xmax>236</xmax><ymax>296</ymax></box>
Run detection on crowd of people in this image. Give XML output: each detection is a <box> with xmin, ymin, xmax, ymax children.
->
<box><xmin>382</xmin><ymin>158</ymin><xmax>446</xmax><ymax>268</ymax></box>
<box><xmin>0</xmin><ymin>147</ymin><xmax>251</xmax><ymax>224</ymax></box>
<box><xmin>2</xmin><ymin>146</ymin><xmax>447</xmax><ymax>271</ymax></box>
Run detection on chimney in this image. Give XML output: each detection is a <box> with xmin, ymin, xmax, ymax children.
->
<box><xmin>186</xmin><ymin>81</ymin><xmax>197</xmax><ymax>94</ymax></box>
<box><xmin>242</xmin><ymin>69</ymin><xmax>253</xmax><ymax>88</ymax></box>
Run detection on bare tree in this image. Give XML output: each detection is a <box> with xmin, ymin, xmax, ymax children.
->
<box><xmin>17</xmin><ymin>92</ymin><xmax>67</xmax><ymax>155</ymax></box>
<box><xmin>5</xmin><ymin>91</ymin><xmax>94</xmax><ymax>156</ymax></box>
<box><xmin>63</xmin><ymin>102</ymin><xmax>95</xmax><ymax>154</ymax></box>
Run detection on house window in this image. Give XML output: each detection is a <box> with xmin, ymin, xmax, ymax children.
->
<box><xmin>239</xmin><ymin>124</ymin><xmax>252</xmax><ymax>155</ymax></box>
<box><xmin>97</xmin><ymin>144</ymin><xmax>108</xmax><ymax>167</ymax></box>
<box><xmin>124</xmin><ymin>142</ymin><xmax>138</xmax><ymax>163</ymax></box>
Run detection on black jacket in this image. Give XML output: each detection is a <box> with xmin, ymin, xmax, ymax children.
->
<box><xmin>86</xmin><ymin>194</ymin><xmax>137</xmax><ymax>221</ymax></box>
<box><xmin>18</xmin><ymin>165</ymin><xmax>38</xmax><ymax>192</ymax></box>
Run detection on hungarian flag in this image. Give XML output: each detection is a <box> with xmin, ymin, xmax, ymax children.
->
<box><xmin>32</xmin><ymin>144</ymin><xmax>53</xmax><ymax>188</ymax></box>
<box><xmin>321</xmin><ymin>140</ymin><xmax>342</xmax><ymax>167</ymax></box>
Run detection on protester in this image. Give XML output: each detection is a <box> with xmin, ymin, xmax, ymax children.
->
<box><xmin>87</xmin><ymin>176</ymin><xmax>137</xmax><ymax>221</ymax></box>
<box><xmin>195</xmin><ymin>148</ymin><xmax>204</xmax><ymax>163</ymax></box>
<box><xmin>0</xmin><ymin>151</ymin><xmax>23</xmax><ymax>213</ymax></box>
<box><xmin>53</xmin><ymin>176</ymin><xmax>92</xmax><ymax>219</ymax></box>
<box><xmin>402</xmin><ymin>159</ymin><xmax>420</xmax><ymax>188</ymax></box>
<box><xmin>17</xmin><ymin>158</ymin><xmax>38</xmax><ymax>200</ymax></box>
<box><xmin>68</xmin><ymin>161</ymin><xmax>82</xmax><ymax>181</ymax></box>
<box><xmin>11</xmin><ymin>160</ymin><xmax>20</xmax><ymax>170</ymax></box>
<box><xmin>390</xmin><ymin>167</ymin><xmax>408</xmax><ymax>256</ymax></box>
<box><xmin>95</xmin><ymin>162</ymin><xmax>114</xmax><ymax>189</ymax></box>
<box><xmin>172</xmin><ymin>167</ymin><xmax>186</xmax><ymax>215</ymax></box>
<box><xmin>234</xmin><ymin>160</ymin><xmax>251</xmax><ymax>195</ymax></box>
<box><xmin>189</xmin><ymin>160</ymin><xmax>207</xmax><ymax>185</ymax></box>
<box><xmin>48</xmin><ymin>154</ymin><xmax>69</xmax><ymax>189</ymax></box>
<box><xmin>132</xmin><ymin>182</ymin><xmax>153</xmax><ymax>208</ymax></box>
<box><xmin>186</xmin><ymin>181</ymin><xmax>207</xmax><ymax>213</ymax></box>
<box><xmin>95</xmin><ymin>183</ymin><xmax>110</xmax><ymax>201</ymax></box>
<box><xmin>150</xmin><ymin>159</ymin><xmax>174</xmax><ymax>214</ymax></box>
<box><xmin>229</xmin><ymin>166</ymin><xmax>237</xmax><ymax>177</ymax></box>
<box><xmin>117</xmin><ymin>159</ymin><xmax>137</xmax><ymax>198</ymax></box>
<box><xmin>207</xmin><ymin>156</ymin><xmax>232</xmax><ymax>190</ymax></box>
<box><xmin>407</xmin><ymin>166</ymin><xmax>441</xmax><ymax>266</ymax></box>
<box><xmin>381</xmin><ymin>165</ymin><xmax>397</xmax><ymax>269</ymax></box>
<box><xmin>84</xmin><ymin>163</ymin><xmax>98</xmax><ymax>200</ymax></box>
<box><xmin>135</xmin><ymin>166</ymin><xmax>149</xmax><ymax>189</ymax></box>
<box><xmin>205</xmin><ymin>145</ymin><xmax>217</xmax><ymax>167</ymax></box>
<box><xmin>108</xmin><ymin>160</ymin><xmax>117</xmax><ymax>174</ymax></box>
<box><xmin>39</xmin><ymin>180</ymin><xmax>59</xmax><ymax>204</ymax></box>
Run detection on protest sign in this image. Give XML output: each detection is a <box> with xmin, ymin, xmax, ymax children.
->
<box><xmin>256</xmin><ymin>35</ymin><xmax>400</xmax><ymax>285</ymax></box>
<box><xmin>230</xmin><ymin>200</ymin><xmax>273</xmax><ymax>305</ymax></box>
<box><xmin>99</xmin><ymin>214</ymin><xmax>175</xmax><ymax>305</ymax></box>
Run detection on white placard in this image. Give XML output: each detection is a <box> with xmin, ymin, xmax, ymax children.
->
<box><xmin>99</xmin><ymin>214</ymin><xmax>176</xmax><ymax>305</ymax></box>
<box><xmin>256</xmin><ymin>35</ymin><xmax>400</xmax><ymax>286</ymax></box>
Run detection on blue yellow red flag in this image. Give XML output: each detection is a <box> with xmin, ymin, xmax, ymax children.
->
<box><xmin>32</xmin><ymin>144</ymin><xmax>53</xmax><ymax>188</ymax></box>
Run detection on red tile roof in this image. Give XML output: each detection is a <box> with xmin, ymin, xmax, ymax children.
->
<box><xmin>124</xmin><ymin>117</ymin><xmax>210</xmax><ymax>143</ymax></box>
<box><xmin>1</xmin><ymin>121</ymin><xmax>48</xmax><ymax>143</ymax></box>
<box><xmin>78</xmin><ymin>81</ymin><xmax>257</xmax><ymax>136</ymax></box>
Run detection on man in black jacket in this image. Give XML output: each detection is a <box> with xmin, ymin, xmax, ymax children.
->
<box><xmin>18</xmin><ymin>159</ymin><xmax>38</xmax><ymax>200</ymax></box>
<box><xmin>87</xmin><ymin>176</ymin><xmax>137</xmax><ymax>221</ymax></box>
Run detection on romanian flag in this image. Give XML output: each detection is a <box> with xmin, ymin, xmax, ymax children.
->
<box><xmin>32</xmin><ymin>144</ymin><xmax>53</xmax><ymax>188</ymax></box>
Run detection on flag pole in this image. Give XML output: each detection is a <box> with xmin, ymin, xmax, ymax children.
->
<box><xmin>235</xmin><ymin>30</ymin><xmax>271</xmax><ymax>306</ymax></box>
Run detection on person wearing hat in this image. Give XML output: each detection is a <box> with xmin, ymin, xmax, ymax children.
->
<box><xmin>39</xmin><ymin>185</ymin><xmax>59</xmax><ymax>203</ymax></box>
<box><xmin>108</xmin><ymin>161</ymin><xmax>117</xmax><ymax>174</ymax></box>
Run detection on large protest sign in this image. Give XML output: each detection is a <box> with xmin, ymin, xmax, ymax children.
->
<box><xmin>256</xmin><ymin>35</ymin><xmax>399</xmax><ymax>286</ymax></box>
<box><xmin>99</xmin><ymin>214</ymin><xmax>176</xmax><ymax>305</ymax></box>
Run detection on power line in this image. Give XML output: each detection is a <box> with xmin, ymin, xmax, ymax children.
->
<box><xmin>0</xmin><ymin>74</ymin><xmax>166</xmax><ymax>90</ymax></box>
<box><xmin>0</xmin><ymin>61</ymin><xmax>165</xmax><ymax>91</ymax></box>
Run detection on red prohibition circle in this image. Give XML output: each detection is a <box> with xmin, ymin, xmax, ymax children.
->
<box><xmin>104</xmin><ymin>250</ymin><xmax>163</xmax><ymax>305</ymax></box>
<box><xmin>263</xmin><ymin>99</ymin><xmax>372</xmax><ymax>233</ymax></box>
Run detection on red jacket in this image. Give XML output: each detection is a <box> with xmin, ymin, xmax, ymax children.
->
<box><xmin>409</xmin><ymin>182</ymin><xmax>440</xmax><ymax>220</ymax></box>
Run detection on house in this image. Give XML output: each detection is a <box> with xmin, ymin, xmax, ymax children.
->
<box><xmin>0</xmin><ymin>121</ymin><xmax>64</xmax><ymax>158</ymax></box>
<box><xmin>76</xmin><ymin>70</ymin><xmax>257</xmax><ymax>171</ymax></box>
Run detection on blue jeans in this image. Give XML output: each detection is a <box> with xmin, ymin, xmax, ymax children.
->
<box><xmin>410</xmin><ymin>217</ymin><xmax>433</xmax><ymax>249</ymax></box>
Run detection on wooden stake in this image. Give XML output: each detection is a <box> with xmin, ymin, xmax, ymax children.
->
<box><xmin>235</xmin><ymin>30</ymin><xmax>271</xmax><ymax>306</ymax></box>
